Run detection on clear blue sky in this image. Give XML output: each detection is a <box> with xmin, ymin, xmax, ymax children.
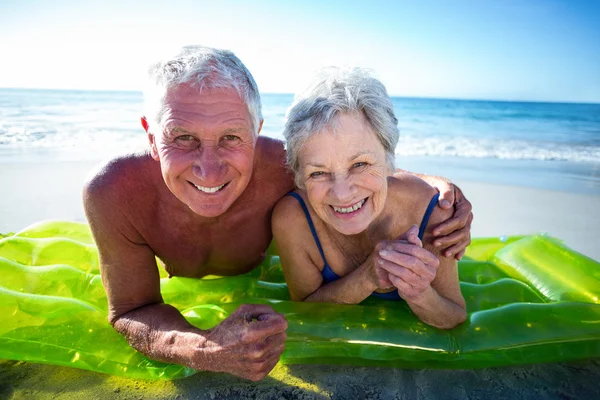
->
<box><xmin>1</xmin><ymin>0</ymin><xmax>599</xmax><ymax>102</ymax></box>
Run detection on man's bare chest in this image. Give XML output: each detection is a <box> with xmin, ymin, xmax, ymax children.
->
<box><xmin>147</xmin><ymin>203</ymin><xmax>275</xmax><ymax>278</ymax></box>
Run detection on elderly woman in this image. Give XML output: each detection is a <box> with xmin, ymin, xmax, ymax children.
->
<box><xmin>272</xmin><ymin>68</ymin><xmax>467</xmax><ymax>329</ymax></box>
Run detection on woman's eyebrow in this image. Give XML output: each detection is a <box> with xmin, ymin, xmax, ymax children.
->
<box><xmin>348</xmin><ymin>150</ymin><xmax>374</xmax><ymax>160</ymax></box>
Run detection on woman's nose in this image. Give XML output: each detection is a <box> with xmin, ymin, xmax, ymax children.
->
<box><xmin>330</xmin><ymin>174</ymin><xmax>357</xmax><ymax>203</ymax></box>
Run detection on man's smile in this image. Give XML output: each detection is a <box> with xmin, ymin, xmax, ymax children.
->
<box><xmin>190</xmin><ymin>182</ymin><xmax>230</xmax><ymax>194</ymax></box>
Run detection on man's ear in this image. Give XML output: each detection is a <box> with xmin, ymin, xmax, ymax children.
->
<box><xmin>141</xmin><ymin>116</ymin><xmax>150</xmax><ymax>132</ymax></box>
<box><xmin>143</xmin><ymin>117</ymin><xmax>160</xmax><ymax>161</ymax></box>
<box><xmin>257</xmin><ymin>119</ymin><xmax>264</xmax><ymax>135</ymax></box>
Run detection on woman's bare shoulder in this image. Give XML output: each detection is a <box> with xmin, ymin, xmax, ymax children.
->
<box><xmin>387</xmin><ymin>173</ymin><xmax>438</xmax><ymax>212</ymax></box>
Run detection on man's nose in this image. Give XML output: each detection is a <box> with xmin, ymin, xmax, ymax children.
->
<box><xmin>192</xmin><ymin>146</ymin><xmax>224</xmax><ymax>182</ymax></box>
<box><xmin>330</xmin><ymin>174</ymin><xmax>357</xmax><ymax>203</ymax></box>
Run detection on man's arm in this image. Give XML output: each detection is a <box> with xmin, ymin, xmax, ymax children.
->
<box><xmin>393</xmin><ymin>169</ymin><xmax>473</xmax><ymax>259</ymax></box>
<box><xmin>82</xmin><ymin>165</ymin><xmax>287</xmax><ymax>381</ymax></box>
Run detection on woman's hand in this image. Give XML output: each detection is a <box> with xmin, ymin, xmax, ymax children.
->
<box><xmin>375</xmin><ymin>225</ymin><xmax>440</xmax><ymax>302</ymax></box>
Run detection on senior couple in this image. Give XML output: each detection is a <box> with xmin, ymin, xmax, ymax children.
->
<box><xmin>84</xmin><ymin>45</ymin><xmax>472</xmax><ymax>381</ymax></box>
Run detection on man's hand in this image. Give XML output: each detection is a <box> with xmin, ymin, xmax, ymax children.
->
<box><xmin>417</xmin><ymin>175</ymin><xmax>473</xmax><ymax>260</ymax></box>
<box><xmin>201</xmin><ymin>304</ymin><xmax>288</xmax><ymax>381</ymax></box>
<box><xmin>376</xmin><ymin>225</ymin><xmax>440</xmax><ymax>301</ymax></box>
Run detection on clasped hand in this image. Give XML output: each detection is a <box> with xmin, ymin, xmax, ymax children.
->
<box><xmin>373</xmin><ymin>225</ymin><xmax>440</xmax><ymax>302</ymax></box>
<box><xmin>203</xmin><ymin>304</ymin><xmax>287</xmax><ymax>381</ymax></box>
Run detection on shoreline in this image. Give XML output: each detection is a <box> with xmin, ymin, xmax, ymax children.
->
<box><xmin>1</xmin><ymin>159</ymin><xmax>599</xmax><ymax>261</ymax></box>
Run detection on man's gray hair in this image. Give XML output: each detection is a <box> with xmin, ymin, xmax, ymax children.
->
<box><xmin>283</xmin><ymin>67</ymin><xmax>399</xmax><ymax>187</ymax></box>
<box><xmin>144</xmin><ymin>45</ymin><xmax>262</xmax><ymax>133</ymax></box>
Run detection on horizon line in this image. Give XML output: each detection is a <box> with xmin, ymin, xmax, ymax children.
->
<box><xmin>1</xmin><ymin>86</ymin><xmax>598</xmax><ymax>106</ymax></box>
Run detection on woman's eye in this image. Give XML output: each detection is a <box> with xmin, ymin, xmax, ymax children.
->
<box><xmin>352</xmin><ymin>162</ymin><xmax>367</xmax><ymax>169</ymax></box>
<box><xmin>309</xmin><ymin>171</ymin><xmax>325</xmax><ymax>178</ymax></box>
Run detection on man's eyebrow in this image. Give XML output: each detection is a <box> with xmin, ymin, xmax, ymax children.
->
<box><xmin>166</xmin><ymin>126</ymin><xmax>195</xmax><ymax>135</ymax></box>
<box><xmin>220</xmin><ymin>127</ymin><xmax>248</xmax><ymax>135</ymax></box>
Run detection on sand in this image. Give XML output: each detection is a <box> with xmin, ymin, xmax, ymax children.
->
<box><xmin>1</xmin><ymin>160</ymin><xmax>600</xmax><ymax>399</ymax></box>
<box><xmin>2</xmin><ymin>359</ymin><xmax>600</xmax><ymax>400</ymax></box>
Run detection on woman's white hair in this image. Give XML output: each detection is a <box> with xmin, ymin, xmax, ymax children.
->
<box><xmin>283</xmin><ymin>67</ymin><xmax>399</xmax><ymax>187</ymax></box>
<box><xmin>144</xmin><ymin>45</ymin><xmax>262</xmax><ymax>133</ymax></box>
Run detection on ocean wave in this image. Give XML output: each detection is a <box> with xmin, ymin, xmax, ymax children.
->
<box><xmin>395</xmin><ymin>136</ymin><xmax>600</xmax><ymax>163</ymax></box>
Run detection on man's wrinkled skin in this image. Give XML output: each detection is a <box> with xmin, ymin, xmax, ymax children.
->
<box><xmin>83</xmin><ymin>86</ymin><xmax>473</xmax><ymax>381</ymax></box>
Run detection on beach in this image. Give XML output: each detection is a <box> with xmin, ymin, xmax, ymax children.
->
<box><xmin>1</xmin><ymin>89</ymin><xmax>599</xmax><ymax>399</ymax></box>
<box><xmin>1</xmin><ymin>159</ymin><xmax>600</xmax><ymax>399</ymax></box>
<box><xmin>2</xmin><ymin>159</ymin><xmax>599</xmax><ymax>261</ymax></box>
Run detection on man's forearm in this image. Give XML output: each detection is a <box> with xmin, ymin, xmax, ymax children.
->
<box><xmin>112</xmin><ymin>303</ymin><xmax>209</xmax><ymax>370</ymax></box>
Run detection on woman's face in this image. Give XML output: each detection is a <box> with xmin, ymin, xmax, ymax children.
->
<box><xmin>298</xmin><ymin>112</ymin><xmax>391</xmax><ymax>235</ymax></box>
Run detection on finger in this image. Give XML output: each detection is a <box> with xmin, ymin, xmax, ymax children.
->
<box><xmin>443</xmin><ymin>239</ymin><xmax>471</xmax><ymax>258</ymax></box>
<box><xmin>432</xmin><ymin>229</ymin><xmax>466</xmax><ymax>249</ymax></box>
<box><xmin>378</xmin><ymin>258</ymin><xmax>435</xmax><ymax>285</ymax></box>
<box><xmin>387</xmin><ymin>274</ymin><xmax>417</xmax><ymax>299</ymax></box>
<box><xmin>235</xmin><ymin>303</ymin><xmax>280</xmax><ymax>320</ymax></box>
<box><xmin>381</xmin><ymin>243</ymin><xmax>440</xmax><ymax>268</ymax></box>
<box><xmin>396</xmin><ymin>224</ymin><xmax>419</xmax><ymax>242</ymax></box>
<box><xmin>455</xmin><ymin>249</ymin><xmax>466</xmax><ymax>261</ymax></box>
<box><xmin>431</xmin><ymin>207</ymin><xmax>470</xmax><ymax>236</ymax></box>
<box><xmin>241</xmin><ymin>314</ymin><xmax>288</xmax><ymax>343</ymax></box>
<box><xmin>405</xmin><ymin>225</ymin><xmax>423</xmax><ymax>247</ymax></box>
<box><xmin>437</xmin><ymin>186</ymin><xmax>454</xmax><ymax>209</ymax></box>
<box><xmin>245</xmin><ymin>332</ymin><xmax>287</xmax><ymax>362</ymax></box>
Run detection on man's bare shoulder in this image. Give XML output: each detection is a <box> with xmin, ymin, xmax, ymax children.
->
<box><xmin>84</xmin><ymin>151</ymin><xmax>156</xmax><ymax>200</ymax></box>
<box><xmin>253</xmin><ymin>137</ymin><xmax>294</xmax><ymax>192</ymax></box>
<box><xmin>255</xmin><ymin>137</ymin><xmax>286</xmax><ymax>168</ymax></box>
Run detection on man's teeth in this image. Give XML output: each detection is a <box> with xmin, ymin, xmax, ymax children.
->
<box><xmin>194</xmin><ymin>183</ymin><xmax>226</xmax><ymax>193</ymax></box>
<box><xmin>332</xmin><ymin>199</ymin><xmax>366</xmax><ymax>214</ymax></box>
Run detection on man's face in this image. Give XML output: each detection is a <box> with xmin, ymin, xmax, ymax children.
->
<box><xmin>148</xmin><ymin>84</ymin><xmax>259</xmax><ymax>218</ymax></box>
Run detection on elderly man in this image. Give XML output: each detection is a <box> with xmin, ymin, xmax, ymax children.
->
<box><xmin>83</xmin><ymin>45</ymin><xmax>473</xmax><ymax>381</ymax></box>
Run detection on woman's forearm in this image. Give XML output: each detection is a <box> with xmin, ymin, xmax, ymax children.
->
<box><xmin>303</xmin><ymin>263</ymin><xmax>378</xmax><ymax>304</ymax></box>
<box><xmin>405</xmin><ymin>287</ymin><xmax>467</xmax><ymax>329</ymax></box>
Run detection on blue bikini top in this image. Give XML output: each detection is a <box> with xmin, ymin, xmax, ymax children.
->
<box><xmin>286</xmin><ymin>191</ymin><xmax>440</xmax><ymax>301</ymax></box>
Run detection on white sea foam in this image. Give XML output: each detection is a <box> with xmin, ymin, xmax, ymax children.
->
<box><xmin>395</xmin><ymin>135</ymin><xmax>600</xmax><ymax>163</ymax></box>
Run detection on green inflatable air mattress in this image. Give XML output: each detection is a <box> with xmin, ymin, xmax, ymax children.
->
<box><xmin>0</xmin><ymin>221</ymin><xmax>599</xmax><ymax>379</ymax></box>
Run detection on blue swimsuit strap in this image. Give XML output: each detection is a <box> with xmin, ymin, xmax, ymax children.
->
<box><xmin>285</xmin><ymin>192</ymin><xmax>328</xmax><ymax>264</ymax></box>
<box><xmin>286</xmin><ymin>191</ymin><xmax>440</xmax><ymax>271</ymax></box>
<box><xmin>418</xmin><ymin>192</ymin><xmax>440</xmax><ymax>239</ymax></box>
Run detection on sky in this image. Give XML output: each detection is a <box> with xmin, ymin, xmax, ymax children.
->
<box><xmin>0</xmin><ymin>0</ymin><xmax>599</xmax><ymax>103</ymax></box>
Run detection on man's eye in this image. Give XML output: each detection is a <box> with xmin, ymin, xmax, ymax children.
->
<box><xmin>352</xmin><ymin>162</ymin><xmax>368</xmax><ymax>169</ymax></box>
<box><xmin>176</xmin><ymin>135</ymin><xmax>194</xmax><ymax>141</ymax></box>
<box><xmin>222</xmin><ymin>135</ymin><xmax>240</xmax><ymax>141</ymax></box>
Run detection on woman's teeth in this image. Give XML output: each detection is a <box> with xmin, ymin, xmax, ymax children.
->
<box><xmin>194</xmin><ymin>183</ymin><xmax>226</xmax><ymax>193</ymax></box>
<box><xmin>332</xmin><ymin>199</ymin><xmax>366</xmax><ymax>214</ymax></box>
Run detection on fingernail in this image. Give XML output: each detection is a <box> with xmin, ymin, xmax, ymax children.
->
<box><xmin>442</xmin><ymin>200</ymin><xmax>451</xmax><ymax>207</ymax></box>
<box><xmin>379</xmin><ymin>250</ymin><xmax>389</xmax><ymax>257</ymax></box>
<box><xmin>378</xmin><ymin>259</ymin><xmax>384</xmax><ymax>265</ymax></box>
<box><xmin>434</xmin><ymin>241</ymin><xmax>441</xmax><ymax>247</ymax></box>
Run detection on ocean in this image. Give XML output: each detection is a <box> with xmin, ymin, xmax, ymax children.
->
<box><xmin>1</xmin><ymin>88</ymin><xmax>599</xmax><ymax>194</ymax></box>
